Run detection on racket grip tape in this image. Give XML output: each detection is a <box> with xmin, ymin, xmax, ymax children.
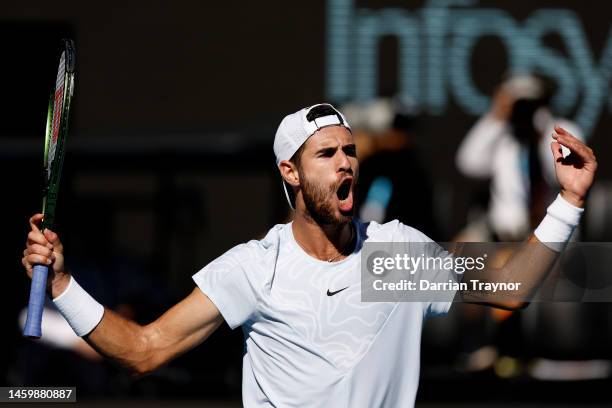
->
<box><xmin>23</xmin><ymin>264</ymin><xmax>49</xmax><ymax>338</ymax></box>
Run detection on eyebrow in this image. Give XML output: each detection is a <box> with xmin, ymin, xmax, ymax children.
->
<box><xmin>314</xmin><ymin>144</ymin><xmax>357</xmax><ymax>157</ymax></box>
<box><xmin>316</xmin><ymin>143</ymin><xmax>356</xmax><ymax>151</ymax></box>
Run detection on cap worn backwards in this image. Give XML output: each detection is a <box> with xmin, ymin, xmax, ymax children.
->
<box><xmin>273</xmin><ymin>103</ymin><xmax>351</xmax><ymax>209</ymax></box>
<box><xmin>273</xmin><ymin>103</ymin><xmax>351</xmax><ymax>165</ymax></box>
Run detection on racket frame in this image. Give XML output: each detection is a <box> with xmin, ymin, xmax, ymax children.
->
<box><xmin>24</xmin><ymin>39</ymin><xmax>75</xmax><ymax>338</ymax></box>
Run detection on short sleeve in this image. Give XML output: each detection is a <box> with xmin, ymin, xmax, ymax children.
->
<box><xmin>192</xmin><ymin>244</ymin><xmax>260</xmax><ymax>329</ymax></box>
<box><xmin>394</xmin><ymin>222</ymin><xmax>459</xmax><ymax>317</ymax></box>
<box><xmin>423</xmin><ymin>242</ymin><xmax>458</xmax><ymax>317</ymax></box>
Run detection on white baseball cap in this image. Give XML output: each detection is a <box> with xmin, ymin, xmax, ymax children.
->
<box><xmin>274</xmin><ymin>103</ymin><xmax>351</xmax><ymax>208</ymax></box>
<box><xmin>274</xmin><ymin>103</ymin><xmax>351</xmax><ymax>165</ymax></box>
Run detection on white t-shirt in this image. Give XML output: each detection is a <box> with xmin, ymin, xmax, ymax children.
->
<box><xmin>193</xmin><ymin>219</ymin><xmax>453</xmax><ymax>408</ymax></box>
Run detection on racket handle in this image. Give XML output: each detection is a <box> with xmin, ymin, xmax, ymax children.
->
<box><xmin>23</xmin><ymin>264</ymin><xmax>49</xmax><ymax>338</ymax></box>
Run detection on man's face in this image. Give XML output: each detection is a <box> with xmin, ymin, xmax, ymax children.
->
<box><xmin>296</xmin><ymin>126</ymin><xmax>358</xmax><ymax>226</ymax></box>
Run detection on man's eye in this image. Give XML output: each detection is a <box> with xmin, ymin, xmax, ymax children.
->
<box><xmin>344</xmin><ymin>146</ymin><xmax>357</xmax><ymax>157</ymax></box>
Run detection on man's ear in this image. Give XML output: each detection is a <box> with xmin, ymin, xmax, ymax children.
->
<box><xmin>279</xmin><ymin>160</ymin><xmax>300</xmax><ymax>187</ymax></box>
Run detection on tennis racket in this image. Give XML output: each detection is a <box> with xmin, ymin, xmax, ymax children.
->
<box><xmin>24</xmin><ymin>39</ymin><xmax>76</xmax><ymax>338</ymax></box>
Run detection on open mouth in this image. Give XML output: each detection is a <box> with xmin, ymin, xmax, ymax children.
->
<box><xmin>337</xmin><ymin>179</ymin><xmax>351</xmax><ymax>200</ymax></box>
<box><xmin>336</xmin><ymin>178</ymin><xmax>354</xmax><ymax>213</ymax></box>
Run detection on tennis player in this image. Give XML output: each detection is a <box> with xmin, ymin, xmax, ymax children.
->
<box><xmin>22</xmin><ymin>103</ymin><xmax>597</xmax><ymax>407</ymax></box>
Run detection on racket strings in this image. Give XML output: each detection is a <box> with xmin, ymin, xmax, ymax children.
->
<box><xmin>47</xmin><ymin>52</ymin><xmax>67</xmax><ymax>176</ymax></box>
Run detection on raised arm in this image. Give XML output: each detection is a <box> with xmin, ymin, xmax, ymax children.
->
<box><xmin>460</xmin><ymin>126</ymin><xmax>597</xmax><ymax>309</ymax></box>
<box><xmin>86</xmin><ymin>288</ymin><xmax>222</xmax><ymax>375</ymax></box>
<box><xmin>22</xmin><ymin>215</ymin><xmax>223</xmax><ymax>375</ymax></box>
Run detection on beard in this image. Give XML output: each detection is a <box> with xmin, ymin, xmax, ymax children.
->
<box><xmin>300</xmin><ymin>172</ymin><xmax>355</xmax><ymax>226</ymax></box>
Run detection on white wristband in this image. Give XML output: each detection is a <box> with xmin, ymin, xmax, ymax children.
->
<box><xmin>534</xmin><ymin>194</ymin><xmax>584</xmax><ymax>252</ymax></box>
<box><xmin>53</xmin><ymin>275</ymin><xmax>105</xmax><ymax>337</ymax></box>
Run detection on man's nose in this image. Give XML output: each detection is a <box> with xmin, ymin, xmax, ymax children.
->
<box><xmin>337</xmin><ymin>151</ymin><xmax>352</xmax><ymax>173</ymax></box>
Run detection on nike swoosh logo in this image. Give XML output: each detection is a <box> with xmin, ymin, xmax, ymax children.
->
<box><xmin>327</xmin><ymin>286</ymin><xmax>349</xmax><ymax>296</ymax></box>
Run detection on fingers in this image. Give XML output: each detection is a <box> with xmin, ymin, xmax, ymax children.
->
<box><xmin>43</xmin><ymin>229</ymin><xmax>63</xmax><ymax>252</ymax></box>
<box><xmin>552</xmin><ymin>126</ymin><xmax>597</xmax><ymax>166</ymax></box>
<box><xmin>25</xmin><ymin>243</ymin><xmax>55</xmax><ymax>259</ymax></box>
<box><xmin>27</xmin><ymin>229</ymin><xmax>52</xmax><ymax>249</ymax></box>
<box><xmin>24</xmin><ymin>215</ymin><xmax>62</xmax><ymax>278</ymax></box>
<box><xmin>27</xmin><ymin>214</ymin><xmax>50</xmax><ymax>248</ymax></box>
<box><xmin>29</xmin><ymin>214</ymin><xmax>44</xmax><ymax>233</ymax></box>
<box><xmin>553</xmin><ymin>126</ymin><xmax>587</xmax><ymax>152</ymax></box>
<box><xmin>552</xmin><ymin>126</ymin><xmax>582</xmax><ymax>150</ymax></box>
<box><xmin>23</xmin><ymin>252</ymin><xmax>53</xmax><ymax>266</ymax></box>
<box><xmin>553</xmin><ymin>125</ymin><xmax>575</xmax><ymax>138</ymax></box>
<box><xmin>550</xmin><ymin>141</ymin><xmax>563</xmax><ymax>162</ymax></box>
<box><xmin>23</xmin><ymin>242</ymin><xmax>56</xmax><ymax>265</ymax></box>
<box><xmin>21</xmin><ymin>256</ymin><xmax>34</xmax><ymax>277</ymax></box>
<box><xmin>26</xmin><ymin>214</ymin><xmax>63</xmax><ymax>252</ymax></box>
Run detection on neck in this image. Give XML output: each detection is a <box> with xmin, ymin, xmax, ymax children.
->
<box><xmin>291</xmin><ymin>209</ymin><xmax>354</xmax><ymax>262</ymax></box>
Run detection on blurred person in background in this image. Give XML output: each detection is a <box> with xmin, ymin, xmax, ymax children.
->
<box><xmin>456</xmin><ymin>74</ymin><xmax>583</xmax><ymax>242</ymax></box>
<box><xmin>343</xmin><ymin>98</ymin><xmax>438</xmax><ymax>239</ymax></box>
<box><xmin>455</xmin><ymin>75</ymin><xmax>591</xmax><ymax>377</ymax></box>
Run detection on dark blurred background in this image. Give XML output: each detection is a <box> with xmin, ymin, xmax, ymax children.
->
<box><xmin>2</xmin><ymin>0</ymin><xmax>612</xmax><ymax>406</ymax></box>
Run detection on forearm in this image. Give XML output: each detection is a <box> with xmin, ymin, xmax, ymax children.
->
<box><xmin>460</xmin><ymin>235</ymin><xmax>557</xmax><ymax>308</ymax></box>
<box><xmin>52</xmin><ymin>275</ymin><xmax>155</xmax><ymax>374</ymax></box>
<box><xmin>460</xmin><ymin>194</ymin><xmax>583</xmax><ymax>308</ymax></box>
<box><xmin>85</xmin><ymin>309</ymin><xmax>158</xmax><ymax>375</ymax></box>
<box><xmin>53</xmin><ymin>277</ymin><xmax>222</xmax><ymax>375</ymax></box>
<box><xmin>87</xmin><ymin>297</ymin><xmax>223</xmax><ymax>375</ymax></box>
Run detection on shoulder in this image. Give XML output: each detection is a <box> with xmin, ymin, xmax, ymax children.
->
<box><xmin>359</xmin><ymin>219</ymin><xmax>434</xmax><ymax>243</ymax></box>
<box><xmin>208</xmin><ymin>223</ymin><xmax>287</xmax><ymax>269</ymax></box>
<box><xmin>192</xmin><ymin>223</ymin><xmax>288</xmax><ymax>297</ymax></box>
<box><xmin>191</xmin><ymin>224</ymin><xmax>288</xmax><ymax>329</ymax></box>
